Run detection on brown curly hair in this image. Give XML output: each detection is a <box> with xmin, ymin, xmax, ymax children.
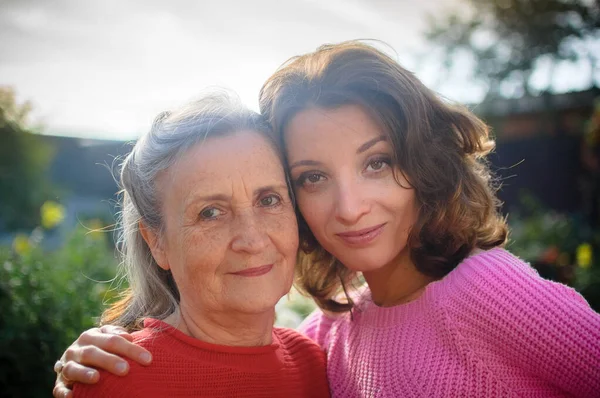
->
<box><xmin>259</xmin><ymin>41</ymin><xmax>508</xmax><ymax>313</ymax></box>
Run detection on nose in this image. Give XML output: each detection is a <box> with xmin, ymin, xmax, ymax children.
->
<box><xmin>334</xmin><ymin>178</ymin><xmax>370</xmax><ymax>225</ymax></box>
<box><xmin>230</xmin><ymin>212</ymin><xmax>270</xmax><ymax>254</ymax></box>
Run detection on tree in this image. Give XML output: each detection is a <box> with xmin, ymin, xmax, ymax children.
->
<box><xmin>426</xmin><ymin>0</ymin><xmax>600</xmax><ymax>99</ymax></box>
<box><xmin>0</xmin><ymin>87</ymin><xmax>54</xmax><ymax>231</ymax></box>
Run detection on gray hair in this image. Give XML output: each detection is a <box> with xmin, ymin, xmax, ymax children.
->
<box><xmin>103</xmin><ymin>90</ymin><xmax>278</xmax><ymax>329</ymax></box>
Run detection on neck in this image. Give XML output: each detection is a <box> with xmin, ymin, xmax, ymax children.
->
<box><xmin>165</xmin><ymin>302</ymin><xmax>275</xmax><ymax>347</ymax></box>
<box><xmin>362</xmin><ymin>249</ymin><xmax>435</xmax><ymax>307</ymax></box>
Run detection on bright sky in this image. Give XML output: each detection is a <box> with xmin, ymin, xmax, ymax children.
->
<box><xmin>1</xmin><ymin>0</ymin><xmax>594</xmax><ymax>140</ymax></box>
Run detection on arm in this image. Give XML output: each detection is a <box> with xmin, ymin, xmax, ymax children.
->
<box><xmin>53</xmin><ymin>326</ymin><xmax>152</xmax><ymax>398</ymax></box>
<box><xmin>446</xmin><ymin>249</ymin><xmax>600</xmax><ymax>397</ymax></box>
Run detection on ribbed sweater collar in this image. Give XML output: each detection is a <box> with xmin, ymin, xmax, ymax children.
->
<box><xmin>142</xmin><ymin>318</ymin><xmax>285</xmax><ymax>372</ymax></box>
<box><xmin>351</xmin><ymin>248</ymin><xmax>506</xmax><ymax>329</ymax></box>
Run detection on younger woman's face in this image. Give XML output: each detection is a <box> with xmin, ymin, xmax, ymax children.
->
<box><xmin>285</xmin><ymin>105</ymin><xmax>418</xmax><ymax>272</ymax></box>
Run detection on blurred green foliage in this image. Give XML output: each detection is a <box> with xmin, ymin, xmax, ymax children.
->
<box><xmin>0</xmin><ymin>87</ymin><xmax>55</xmax><ymax>231</ymax></box>
<box><xmin>0</xmin><ymin>224</ymin><xmax>119</xmax><ymax>397</ymax></box>
<box><xmin>508</xmin><ymin>192</ymin><xmax>600</xmax><ymax>311</ymax></box>
<box><xmin>275</xmin><ymin>288</ymin><xmax>317</xmax><ymax>329</ymax></box>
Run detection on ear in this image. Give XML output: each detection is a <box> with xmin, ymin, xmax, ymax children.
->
<box><xmin>139</xmin><ymin>221</ymin><xmax>170</xmax><ymax>270</ymax></box>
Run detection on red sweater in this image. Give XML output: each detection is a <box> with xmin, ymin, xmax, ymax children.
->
<box><xmin>74</xmin><ymin>319</ymin><xmax>330</xmax><ymax>397</ymax></box>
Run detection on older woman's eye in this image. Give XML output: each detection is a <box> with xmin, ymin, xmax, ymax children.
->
<box><xmin>200</xmin><ymin>207</ymin><xmax>222</xmax><ymax>220</ymax></box>
<box><xmin>259</xmin><ymin>194</ymin><xmax>281</xmax><ymax>207</ymax></box>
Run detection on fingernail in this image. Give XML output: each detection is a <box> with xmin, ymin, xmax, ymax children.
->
<box><xmin>115</xmin><ymin>362</ymin><xmax>127</xmax><ymax>374</ymax></box>
<box><xmin>86</xmin><ymin>370</ymin><xmax>97</xmax><ymax>381</ymax></box>
<box><xmin>139</xmin><ymin>352</ymin><xmax>152</xmax><ymax>364</ymax></box>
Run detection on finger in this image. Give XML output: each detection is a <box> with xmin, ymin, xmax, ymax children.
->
<box><xmin>70</xmin><ymin>333</ymin><xmax>152</xmax><ymax>366</ymax></box>
<box><xmin>61</xmin><ymin>361</ymin><xmax>101</xmax><ymax>384</ymax></box>
<box><xmin>53</xmin><ymin>384</ymin><xmax>73</xmax><ymax>398</ymax></box>
<box><xmin>68</xmin><ymin>346</ymin><xmax>132</xmax><ymax>376</ymax></box>
<box><xmin>99</xmin><ymin>325</ymin><xmax>134</xmax><ymax>342</ymax></box>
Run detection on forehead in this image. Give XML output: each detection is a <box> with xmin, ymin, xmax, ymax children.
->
<box><xmin>164</xmin><ymin>130</ymin><xmax>286</xmax><ymax>190</ymax></box>
<box><xmin>284</xmin><ymin>104</ymin><xmax>386</xmax><ymax>154</ymax></box>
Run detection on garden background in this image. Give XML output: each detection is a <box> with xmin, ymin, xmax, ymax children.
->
<box><xmin>1</xmin><ymin>0</ymin><xmax>600</xmax><ymax>396</ymax></box>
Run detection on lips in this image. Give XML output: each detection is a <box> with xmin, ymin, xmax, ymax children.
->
<box><xmin>336</xmin><ymin>223</ymin><xmax>386</xmax><ymax>246</ymax></box>
<box><xmin>230</xmin><ymin>264</ymin><xmax>274</xmax><ymax>277</ymax></box>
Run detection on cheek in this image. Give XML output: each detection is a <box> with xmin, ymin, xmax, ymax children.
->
<box><xmin>297</xmin><ymin>194</ymin><xmax>330</xmax><ymax>234</ymax></box>
<box><xmin>264</xmin><ymin>210</ymin><xmax>300</xmax><ymax>258</ymax></box>
<box><xmin>393</xmin><ymin>191</ymin><xmax>419</xmax><ymax>232</ymax></box>
<box><xmin>176</xmin><ymin>228</ymin><xmax>227</xmax><ymax>276</ymax></box>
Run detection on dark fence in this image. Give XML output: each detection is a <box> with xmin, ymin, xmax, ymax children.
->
<box><xmin>489</xmin><ymin>136</ymin><xmax>583</xmax><ymax>213</ymax></box>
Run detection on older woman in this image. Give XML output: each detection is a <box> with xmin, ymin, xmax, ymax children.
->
<box><xmin>64</xmin><ymin>91</ymin><xmax>330</xmax><ymax>397</ymax></box>
<box><xmin>56</xmin><ymin>42</ymin><xmax>600</xmax><ymax>398</ymax></box>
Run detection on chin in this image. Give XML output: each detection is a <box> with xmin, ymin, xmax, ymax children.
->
<box><xmin>337</xmin><ymin>250</ymin><xmax>396</xmax><ymax>273</ymax></box>
<box><xmin>231</xmin><ymin>290</ymin><xmax>286</xmax><ymax>314</ymax></box>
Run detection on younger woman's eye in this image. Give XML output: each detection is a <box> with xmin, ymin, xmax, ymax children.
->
<box><xmin>200</xmin><ymin>207</ymin><xmax>222</xmax><ymax>220</ymax></box>
<box><xmin>295</xmin><ymin>172</ymin><xmax>326</xmax><ymax>187</ymax></box>
<box><xmin>259</xmin><ymin>194</ymin><xmax>281</xmax><ymax>207</ymax></box>
<box><xmin>366</xmin><ymin>157</ymin><xmax>391</xmax><ymax>172</ymax></box>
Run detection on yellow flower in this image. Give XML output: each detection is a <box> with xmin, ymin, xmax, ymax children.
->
<box><xmin>40</xmin><ymin>201</ymin><xmax>65</xmax><ymax>230</ymax></box>
<box><xmin>13</xmin><ymin>234</ymin><xmax>31</xmax><ymax>255</ymax></box>
<box><xmin>576</xmin><ymin>243</ymin><xmax>592</xmax><ymax>269</ymax></box>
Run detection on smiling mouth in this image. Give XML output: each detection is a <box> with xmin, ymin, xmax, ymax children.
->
<box><xmin>336</xmin><ymin>223</ymin><xmax>386</xmax><ymax>246</ymax></box>
<box><xmin>230</xmin><ymin>264</ymin><xmax>274</xmax><ymax>277</ymax></box>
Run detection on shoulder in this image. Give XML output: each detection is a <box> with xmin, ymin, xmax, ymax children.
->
<box><xmin>437</xmin><ymin>249</ymin><xmax>600</xmax><ymax>396</ymax></box>
<box><xmin>441</xmin><ymin>247</ymin><xmax>586</xmax><ymax>305</ymax></box>
<box><xmin>274</xmin><ymin>327</ymin><xmax>327</xmax><ymax>368</ymax></box>
<box><xmin>274</xmin><ymin>327</ymin><xmax>330</xmax><ymax>395</ymax></box>
<box><xmin>130</xmin><ymin>325</ymin><xmax>166</xmax><ymax>347</ymax></box>
<box><xmin>296</xmin><ymin>308</ymin><xmax>341</xmax><ymax>350</ymax></box>
<box><xmin>73</xmin><ymin>363</ymin><xmax>146</xmax><ymax>397</ymax></box>
<box><xmin>275</xmin><ymin>326</ymin><xmax>325</xmax><ymax>354</ymax></box>
<box><xmin>73</xmin><ymin>326</ymin><xmax>172</xmax><ymax>397</ymax></box>
<box><xmin>438</xmin><ymin>247</ymin><xmax>600</xmax><ymax>344</ymax></box>
<box><xmin>451</xmin><ymin>247</ymin><xmax>537</xmax><ymax>283</ymax></box>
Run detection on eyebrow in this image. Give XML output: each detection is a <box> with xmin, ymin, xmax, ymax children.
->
<box><xmin>254</xmin><ymin>184</ymin><xmax>290</xmax><ymax>197</ymax></box>
<box><xmin>193</xmin><ymin>184</ymin><xmax>289</xmax><ymax>203</ymax></box>
<box><xmin>289</xmin><ymin>160</ymin><xmax>321</xmax><ymax>171</ymax></box>
<box><xmin>194</xmin><ymin>194</ymin><xmax>230</xmax><ymax>202</ymax></box>
<box><xmin>357</xmin><ymin>136</ymin><xmax>387</xmax><ymax>154</ymax></box>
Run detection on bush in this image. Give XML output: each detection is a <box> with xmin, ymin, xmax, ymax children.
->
<box><xmin>508</xmin><ymin>193</ymin><xmax>600</xmax><ymax>311</ymax></box>
<box><xmin>0</xmin><ymin>224</ymin><xmax>119</xmax><ymax>397</ymax></box>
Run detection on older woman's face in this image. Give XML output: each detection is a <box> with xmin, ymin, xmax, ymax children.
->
<box><xmin>150</xmin><ymin>130</ymin><xmax>298</xmax><ymax>315</ymax></box>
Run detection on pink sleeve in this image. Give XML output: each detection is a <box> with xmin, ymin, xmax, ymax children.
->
<box><xmin>445</xmin><ymin>249</ymin><xmax>600</xmax><ymax>397</ymax></box>
<box><xmin>297</xmin><ymin>309</ymin><xmax>336</xmax><ymax>350</ymax></box>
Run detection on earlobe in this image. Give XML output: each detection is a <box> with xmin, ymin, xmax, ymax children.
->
<box><xmin>139</xmin><ymin>221</ymin><xmax>170</xmax><ymax>270</ymax></box>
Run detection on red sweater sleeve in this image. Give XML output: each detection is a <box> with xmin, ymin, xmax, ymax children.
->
<box><xmin>73</xmin><ymin>366</ymin><xmax>145</xmax><ymax>397</ymax></box>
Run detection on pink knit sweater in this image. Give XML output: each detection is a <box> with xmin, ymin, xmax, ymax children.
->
<box><xmin>299</xmin><ymin>248</ymin><xmax>600</xmax><ymax>397</ymax></box>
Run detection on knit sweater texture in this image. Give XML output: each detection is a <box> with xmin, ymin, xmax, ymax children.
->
<box><xmin>300</xmin><ymin>248</ymin><xmax>600</xmax><ymax>397</ymax></box>
<box><xmin>74</xmin><ymin>319</ymin><xmax>330</xmax><ymax>397</ymax></box>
